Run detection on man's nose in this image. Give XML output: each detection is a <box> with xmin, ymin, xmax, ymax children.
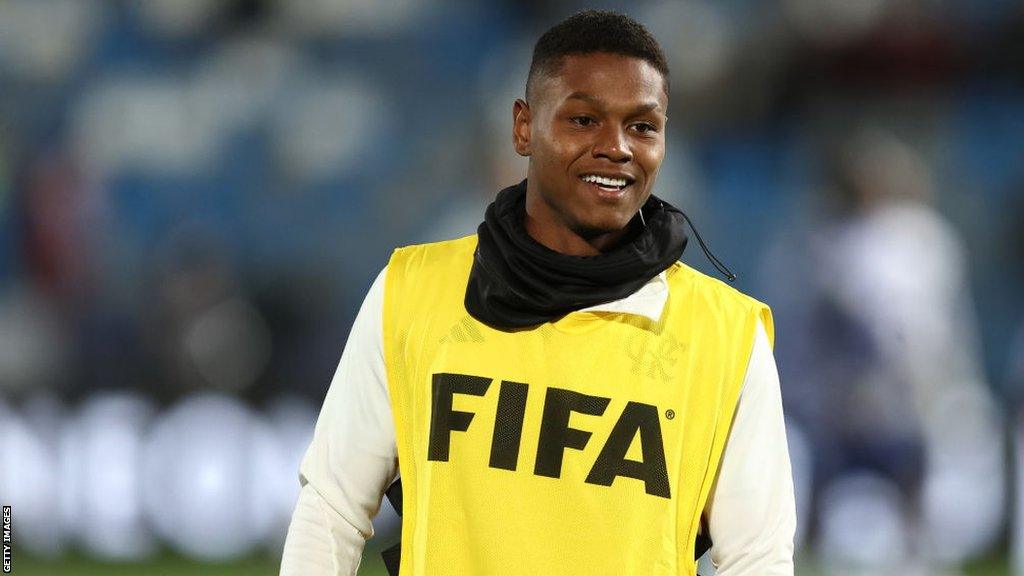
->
<box><xmin>592</xmin><ymin>126</ymin><xmax>632</xmax><ymax>163</ymax></box>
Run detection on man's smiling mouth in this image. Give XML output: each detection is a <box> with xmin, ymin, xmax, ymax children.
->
<box><xmin>580</xmin><ymin>173</ymin><xmax>635</xmax><ymax>191</ymax></box>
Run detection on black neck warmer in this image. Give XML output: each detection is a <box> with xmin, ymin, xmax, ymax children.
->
<box><xmin>465</xmin><ymin>179</ymin><xmax>689</xmax><ymax>329</ymax></box>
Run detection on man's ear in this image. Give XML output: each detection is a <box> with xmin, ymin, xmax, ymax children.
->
<box><xmin>512</xmin><ymin>98</ymin><xmax>531</xmax><ymax>157</ymax></box>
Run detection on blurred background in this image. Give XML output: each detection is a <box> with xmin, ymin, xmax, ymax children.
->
<box><xmin>0</xmin><ymin>0</ymin><xmax>1021</xmax><ymax>574</ymax></box>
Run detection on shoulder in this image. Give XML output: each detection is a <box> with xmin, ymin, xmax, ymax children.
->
<box><xmin>667</xmin><ymin>261</ymin><xmax>775</xmax><ymax>346</ymax></box>
<box><xmin>385</xmin><ymin>234</ymin><xmax>478</xmax><ymax>302</ymax></box>
<box><xmin>389</xmin><ymin>234</ymin><xmax>478</xmax><ymax>270</ymax></box>
<box><xmin>667</xmin><ymin>261</ymin><xmax>767</xmax><ymax>310</ymax></box>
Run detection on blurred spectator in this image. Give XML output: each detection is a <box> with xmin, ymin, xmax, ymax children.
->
<box><xmin>0</xmin><ymin>0</ymin><xmax>106</xmax><ymax>84</ymax></box>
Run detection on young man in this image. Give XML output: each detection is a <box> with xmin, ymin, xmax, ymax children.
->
<box><xmin>280</xmin><ymin>10</ymin><xmax>795</xmax><ymax>576</ymax></box>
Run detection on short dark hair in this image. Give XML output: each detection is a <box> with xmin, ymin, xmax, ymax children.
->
<box><xmin>526</xmin><ymin>10</ymin><xmax>670</xmax><ymax>102</ymax></box>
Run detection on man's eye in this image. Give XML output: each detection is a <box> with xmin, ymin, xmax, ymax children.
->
<box><xmin>633</xmin><ymin>122</ymin><xmax>657</xmax><ymax>134</ymax></box>
<box><xmin>570</xmin><ymin>116</ymin><xmax>594</xmax><ymax>127</ymax></box>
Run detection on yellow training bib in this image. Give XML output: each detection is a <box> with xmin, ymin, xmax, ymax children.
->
<box><xmin>383</xmin><ymin>234</ymin><xmax>772</xmax><ymax>576</ymax></box>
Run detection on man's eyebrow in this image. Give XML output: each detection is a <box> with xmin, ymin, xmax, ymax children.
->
<box><xmin>565</xmin><ymin>92</ymin><xmax>664</xmax><ymax>114</ymax></box>
<box><xmin>566</xmin><ymin>91</ymin><xmax>603</xmax><ymax>106</ymax></box>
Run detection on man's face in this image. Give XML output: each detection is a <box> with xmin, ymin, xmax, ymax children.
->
<box><xmin>513</xmin><ymin>52</ymin><xmax>668</xmax><ymax>244</ymax></box>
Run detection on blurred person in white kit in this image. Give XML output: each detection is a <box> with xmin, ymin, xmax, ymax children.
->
<box><xmin>780</xmin><ymin>129</ymin><xmax>1004</xmax><ymax>570</ymax></box>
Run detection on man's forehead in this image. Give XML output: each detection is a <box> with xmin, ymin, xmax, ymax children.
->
<box><xmin>533</xmin><ymin>53</ymin><xmax>668</xmax><ymax>106</ymax></box>
<box><xmin>564</xmin><ymin>91</ymin><xmax>664</xmax><ymax>113</ymax></box>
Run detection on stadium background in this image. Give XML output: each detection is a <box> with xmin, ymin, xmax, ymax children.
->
<box><xmin>0</xmin><ymin>0</ymin><xmax>1022</xmax><ymax>574</ymax></box>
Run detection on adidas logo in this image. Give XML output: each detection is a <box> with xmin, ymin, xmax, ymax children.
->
<box><xmin>440</xmin><ymin>316</ymin><xmax>486</xmax><ymax>344</ymax></box>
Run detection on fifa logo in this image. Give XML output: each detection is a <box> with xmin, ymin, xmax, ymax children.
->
<box><xmin>427</xmin><ymin>372</ymin><xmax>672</xmax><ymax>499</ymax></box>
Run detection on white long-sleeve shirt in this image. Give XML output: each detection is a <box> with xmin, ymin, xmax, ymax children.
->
<box><xmin>280</xmin><ymin>267</ymin><xmax>796</xmax><ymax>576</ymax></box>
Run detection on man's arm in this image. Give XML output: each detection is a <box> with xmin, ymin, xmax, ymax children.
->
<box><xmin>280</xmin><ymin>267</ymin><xmax>398</xmax><ymax>576</ymax></box>
<box><xmin>704</xmin><ymin>319</ymin><xmax>796</xmax><ymax>575</ymax></box>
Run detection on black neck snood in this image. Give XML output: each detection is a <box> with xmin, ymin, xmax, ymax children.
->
<box><xmin>465</xmin><ymin>179</ymin><xmax>689</xmax><ymax>329</ymax></box>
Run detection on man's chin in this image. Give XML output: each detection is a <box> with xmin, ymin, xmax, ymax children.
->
<box><xmin>571</xmin><ymin>215</ymin><xmax>635</xmax><ymax>241</ymax></box>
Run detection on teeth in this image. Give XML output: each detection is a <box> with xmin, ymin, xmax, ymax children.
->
<box><xmin>581</xmin><ymin>174</ymin><xmax>628</xmax><ymax>188</ymax></box>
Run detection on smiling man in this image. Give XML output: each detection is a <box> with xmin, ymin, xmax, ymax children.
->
<box><xmin>517</xmin><ymin>51</ymin><xmax>665</xmax><ymax>255</ymax></box>
<box><xmin>280</xmin><ymin>10</ymin><xmax>795</xmax><ymax>576</ymax></box>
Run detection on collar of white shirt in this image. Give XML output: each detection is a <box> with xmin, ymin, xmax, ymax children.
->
<box><xmin>575</xmin><ymin>270</ymin><xmax>669</xmax><ymax>323</ymax></box>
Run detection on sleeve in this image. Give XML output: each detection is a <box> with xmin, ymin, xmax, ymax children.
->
<box><xmin>280</xmin><ymin>267</ymin><xmax>399</xmax><ymax>576</ymax></box>
<box><xmin>704</xmin><ymin>318</ymin><xmax>796</xmax><ymax>576</ymax></box>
